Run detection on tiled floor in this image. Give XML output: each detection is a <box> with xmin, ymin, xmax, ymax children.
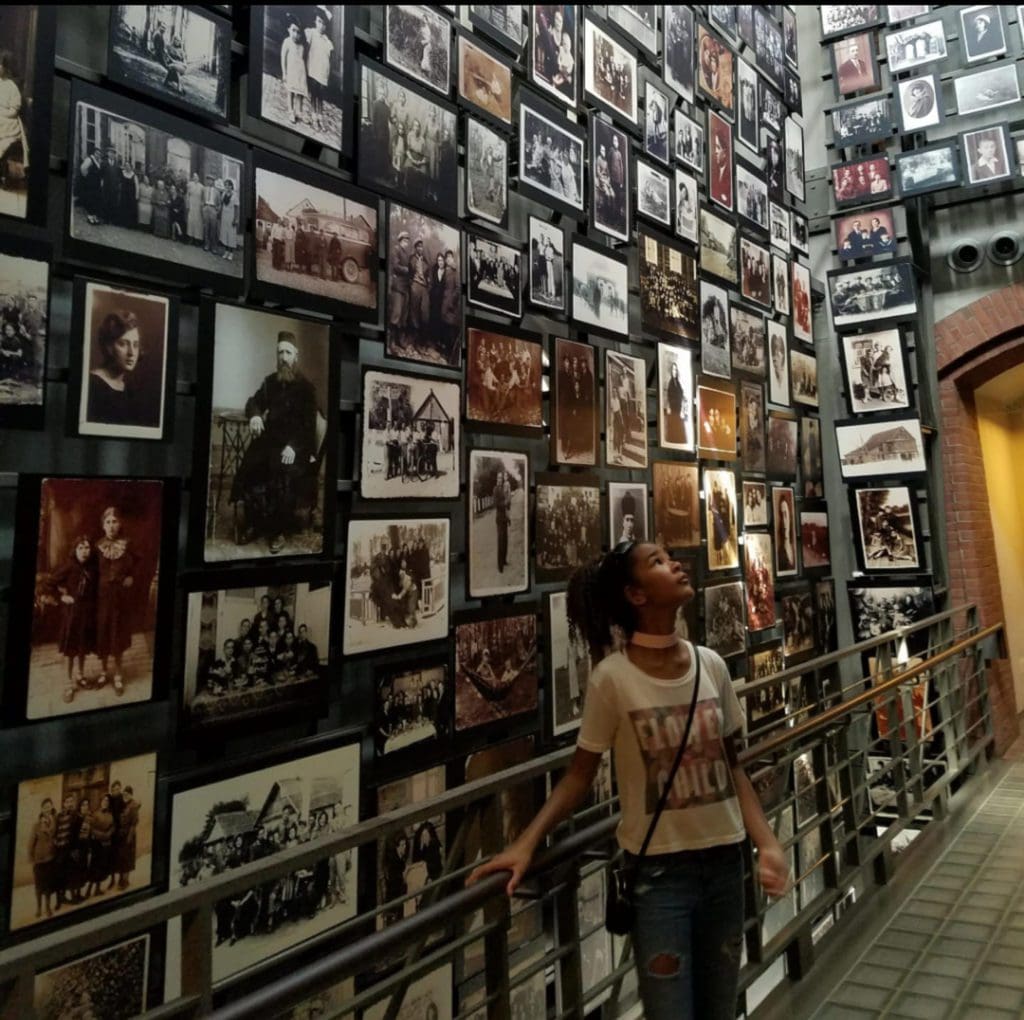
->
<box><xmin>812</xmin><ymin>762</ymin><xmax>1024</xmax><ymax>1019</ymax></box>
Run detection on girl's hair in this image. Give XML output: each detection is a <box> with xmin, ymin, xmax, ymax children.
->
<box><xmin>96</xmin><ymin>311</ymin><xmax>139</xmax><ymax>357</ymax></box>
<box><xmin>567</xmin><ymin>541</ymin><xmax>641</xmax><ymax>663</ymax></box>
<box><xmin>70</xmin><ymin>534</ymin><xmax>91</xmax><ymax>557</ymax></box>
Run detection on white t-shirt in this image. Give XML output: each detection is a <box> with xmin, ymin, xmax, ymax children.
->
<box><xmin>577</xmin><ymin>642</ymin><xmax>746</xmax><ymax>855</ymax></box>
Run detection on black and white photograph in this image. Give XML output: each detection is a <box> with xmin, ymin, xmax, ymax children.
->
<box><xmin>606</xmin><ymin>350</ymin><xmax>648</xmax><ymax>469</ymax></box>
<box><xmin>608</xmin><ymin>481</ymin><xmax>649</xmax><ymax>543</ymax></box>
<box><xmin>11</xmin><ymin>752</ymin><xmax>157</xmax><ymax>931</ymax></box>
<box><xmin>761</xmin><ymin>79</ymin><xmax>785</xmax><ymax>136</ymax></box>
<box><xmin>0</xmin><ymin>239</ymin><xmax>49</xmax><ymax>430</ymax></box>
<box><xmin>835</xmin><ymin>417</ymin><xmax>927</xmax><ymax>479</ymax></box>
<box><xmin>896</xmin><ymin>72</ymin><xmax>943</xmax><ymax>132</ymax></box>
<box><xmin>698</xmin><ymin>382</ymin><xmax>737</xmax><ymax>460</ymax></box>
<box><xmin>675</xmin><ymin>167</ymin><xmax>699</xmax><ymax>243</ymax></box>
<box><xmin>828</xmin><ymin>260</ymin><xmax>918</xmax><ymax>327</ymax></box>
<box><xmin>736</xmin><ymin>163</ymin><xmax>768</xmax><ymax>232</ymax></box>
<box><xmin>455</xmin><ymin>609</ymin><xmax>538</xmax><ymax>731</ymax></box>
<box><xmin>705</xmin><ymin>467</ymin><xmax>739</xmax><ymax>572</ymax></box>
<box><xmin>167</xmin><ymin>739</ymin><xmax>359</xmax><ymax>983</ymax></box>
<box><xmin>792</xmin><ymin>261</ymin><xmax>812</xmax><ymax>344</ymax></box>
<box><xmin>737</xmin><ymin>58</ymin><xmax>760</xmax><ymax>153</ymax></box>
<box><xmin>653</xmin><ymin>461</ymin><xmax>700</xmax><ymax>549</ymax></box>
<box><xmin>583</xmin><ymin>14</ymin><xmax>638</xmax><ymax>125</ymax></box>
<box><xmin>530</xmin><ymin>5</ymin><xmax>577</xmax><ymax>107</ymax></box>
<box><xmin>884</xmin><ymin>19</ymin><xmax>947</xmax><ymax>73</ymax></box>
<box><xmin>754</xmin><ymin>7</ymin><xmax>785</xmax><ymax>90</ymax></box>
<box><xmin>358</xmin><ymin>60</ymin><xmax>458</xmax><ymax>218</ymax></box>
<box><xmin>519</xmin><ymin>93</ymin><xmax>585</xmax><ymax>214</ymax></box>
<box><xmin>704</xmin><ymin>582</ymin><xmax>746</xmax><ymax>659</ymax></box>
<box><xmin>741</xmin><ymin>236</ymin><xmax>772</xmax><ymax>310</ymax></box>
<box><xmin>252</xmin><ymin>154</ymin><xmax>379</xmax><ymax>317</ymax></box>
<box><xmin>848</xmin><ymin>581</ymin><xmax>934</xmax><ymax>645</ymax></box>
<box><xmin>801</xmin><ymin>511</ymin><xmax>831</xmax><ymax>570</ymax></box>
<box><xmin>465</xmin><ymin>116</ymin><xmax>509</xmax><ymax>227</ymax></box>
<box><xmin>698</xmin><ymin>24</ymin><xmax>735</xmax><ymax>119</ymax></box>
<box><xmin>384</xmin><ymin>5</ymin><xmax>451</xmax><ymax>96</ymax></box>
<box><xmin>768</xmin><ymin>321</ymin><xmax>790</xmax><ymax>407</ymax></box>
<box><xmin>744</xmin><ymin>532</ymin><xmax>776</xmax><ymax>631</ymax></box>
<box><xmin>835</xmin><ymin>208</ymin><xmax>897</xmax><ymax>260</ymax></box>
<box><xmin>644</xmin><ymin>79</ymin><xmax>670</xmax><ymax>164</ymax></box>
<box><xmin>196</xmin><ymin>304</ymin><xmax>336</xmax><ymax>564</ymax></box>
<box><xmin>785</xmin><ymin>116</ymin><xmax>805</xmax><ymax>202</ymax></box>
<box><xmin>674</xmin><ymin>109</ymin><xmax>705</xmax><ymax>173</ymax></box>
<box><xmin>664</xmin><ymin>5</ymin><xmax>695</xmax><ymax>102</ymax></box>
<box><xmin>888</xmin><ymin>5</ymin><xmax>932</xmax><ymax>23</ymax></box>
<box><xmin>535</xmin><ymin>476</ymin><xmax>601</xmax><ymax>583</ymax></box>
<box><xmin>640</xmin><ymin>230</ymin><xmax>698</xmax><ymax>342</ymax></box>
<box><xmin>467</xmin><ymin>232</ymin><xmax>522</xmax><ymax>317</ymax></box>
<box><xmin>609</xmin><ymin>5</ymin><xmax>659</xmax><ymax>57</ymax></box>
<box><xmin>708</xmin><ymin>110</ymin><xmax>734</xmax><ymax>211</ymax></box>
<box><xmin>744</xmin><ymin>480</ymin><xmax>769</xmax><ymax>527</ymax></box>
<box><xmin>700</xmin><ymin>279</ymin><xmax>732</xmax><ymax>379</ymax></box>
<box><xmin>468</xmin><ymin>449</ymin><xmax>529</xmax><ymax>598</ymax></box>
<box><xmin>181</xmin><ymin>569</ymin><xmax>332</xmax><ymax>732</ymax></box>
<box><xmin>767</xmin><ymin>412</ymin><xmax>798</xmax><ymax>479</ymax></box>
<box><xmin>766</xmin><ymin>133</ymin><xmax>785</xmax><ymax>204</ymax></box>
<box><xmin>853</xmin><ymin>486</ymin><xmax>921</xmax><ymax>571</ymax></box>
<box><xmin>788</xmin><ymin>79</ymin><xmax>806</xmax><ymax>122</ymax></box>
<box><xmin>815</xmin><ymin>578</ymin><xmax>837</xmax><ymax>654</ymax></box>
<box><xmin>740</xmin><ymin>380</ymin><xmax>766</xmax><ymax>473</ymax></box>
<box><xmin>571</xmin><ymin>238</ymin><xmax>629</xmax><ymax>336</ymax></box>
<box><xmin>360</xmin><ymin>369</ymin><xmax>461</xmax><ymax>500</ymax></box>
<box><xmin>773</xmin><ymin>486</ymin><xmax>798</xmax><ymax>578</ymax></box>
<box><xmin>833</xmin><ymin>154</ymin><xmax>893</xmax><ymax>206</ymax></box>
<box><xmin>374</xmin><ymin>659</ymin><xmax>448</xmax><ymax>758</ymax></box>
<box><xmin>658</xmin><ymin>342</ymin><xmax>695</xmax><ymax>451</ymax></box>
<box><xmin>783</xmin><ymin>6</ymin><xmax>799</xmax><ymax>67</ymax></box>
<box><xmin>831</xmin><ymin>32</ymin><xmax>880</xmax><ymax>96</ymax></box>
<box><xmin>700</xmin><ymin>207</ymin><xmax>738</xmax><ymax>284</ymax></box>
<box><xmin>710</xmin><ymin>4</ymin><xmax>738</xmax><ymax>41</ymax></box>
<box><xmin>840</xmin><ymin>328</ymin><xmax>911</xmax><ymax>414</ymax></box>
<box><xmin>528</xmin><ymin>216</ymin><xmax>566</xmax><ymax>312</ymax></box>
<box><xmin>457</xmin><ymin>32</ymin><xmax>513</xmax><ymax>126</ymax></box>
<box><xmin>546</xmin><ymin>590</ymin><xmax>591</xmax><ymax>737</ymax></box>
<box><xmin>591</xmin><ymin>115</ymin><xmax>631</xmax><ymax>242</ymax></box>
<box><xmin>108</xmin><ymin>5</ymin><xmax>231</xmax><ymax>122</ymax></box>
<box><xmin>954</xmin><ymin>63</ymin><xmax>1021</xmax><ymax>117</ymax></box>
<box><xmin>960</xmin><ymin>5</ymin><xmax>1006</xmax><ymax>62</ymax></box>
<box><xmin>732</xmin><ymin>306</ymin><xmax>766</xmax><ymax>378</ymax></box>
<box><xmin>552</xmin><ymin>337</ymin><xmax>597</xmax><ymax>465</ymax></box>
<box><xmin>792</xmin><ymin>210</ymin><xmax>810</xmax><ymax>255</ymax></box>
<box><xmin>832</xmin><ymin>96</ymin><xmax>894</xmax><ymax>148</ymax></box>
<box><xmin>791</xmin><ymin>349</ymin><xmax>819</xmax><ymax>408</ymax></box>
<box><xmin>770</xmin><ymin>202</ymin><xmax>791</xmax><ymax>253</ymax></box>
<box><xmin>68</xmin><ymin>81</ymin><xmax>247</xmax><ymax>289</ymax></box>
<box><xmin>772</xmin><ymin>252</ymin><xmax>790</xmax><ymax>317</ymax></box>
<box><xmin>802</xmin><ymin>416</ymin><xmax>824</xmax><ymax>499</ymax></box>
<box><xmin>250</xmin><ymin>6</ymin><xmax>352</xmax><ymax>152</ymax></box>
<box><xmin>468</xmin><ymin>4</ymin><xmax>526</xmax><ymax>54</ymax></box>
<box><xmin>386</xmin><ymin>202</ymin><xmax>462</xmax><ymax>369</ymax></box>
<box><xmin>466</xmin><ymin>324</ymin><xmax>542</xmax><ymax>431</ymax></box>
<box><xmin>820</xmin><ymin>5</ymin><xmax>883</xmax><ymax>39</ymax></box>
<box><xmin>895</xmin><ymin>141</ymin><xmax>961</xmax><ymax>196</ymax></box>
<box><xmin>342</xmin><ymin>518</ymin><xmax>450</xmax><ymax>655</ymax></box>
<box><xmin>637</xmin><ymin>161</ymin><xmax>671</xmax><ymax>227</ymax></box>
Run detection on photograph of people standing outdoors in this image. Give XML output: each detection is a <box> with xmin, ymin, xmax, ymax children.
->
<box><xmin>531</xmin><ymin>5</ymin><xmax>576</xmax><ymax>105</ymax></box>
<box><xmin>0</xmin><ymin>243</ymin><xmax>49</xmax><ymax>429</ymax></box>
<box><xmin>468</xmin><ymin>450</ymin><xmax>529</xmax><ymax>598</ymax></box>
<box><xmin>465</xmin><ymin>326</ymin><xmax>542</xmax><ymax>430</ymax></box>
<box><xmin>605</xmin><ymin>350</ymin><xmax>648</xmax><ymax>469</ymax></box>
<box><xmin>528</xmin><ymin>216</ymin><xmax>565</xmax><ymax>311</ymax></box>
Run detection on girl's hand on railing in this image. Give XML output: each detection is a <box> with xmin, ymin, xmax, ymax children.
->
<box><xmin>465</xmin><ymin>840</ymin><xmax>534</xmax><ymax>897</ymax></box>
<box><xmin>757</xmin><ymin>841</ymin><xmax>792</xmax><ymax>898</ymax></box>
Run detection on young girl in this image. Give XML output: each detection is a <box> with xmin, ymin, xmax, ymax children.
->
<box><xmin>280</xmin><ymin>20</ymin><xmax>309</xmax><ymax>125</ymax></box>
<box><xmin>46</xmin><ymin>535</ymin><xmax>97</xmax><ymax>704</ymax></box>
<box><xmin>469</xmin><ymin>541</ymin><xmax>790</xmax><ymax>1020</ymax></box>
<box><xmin>95</xmin><ymin>506</ymin><xmax>137</xmax><ymax>697</ymax></box>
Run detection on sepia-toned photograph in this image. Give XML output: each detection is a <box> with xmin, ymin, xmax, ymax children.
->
<box><xmin>700</xmin><ymin>207</ymin><xmax>738</xmax><ymax>285</ymax></box>
<box><xmin>741</xmin><ymin>380</ymin><xmax>766</xmax><ymax>474</ymax></box>
<box><xmin>885</xmin><ymin>19</ymin><xmax>947</xmax><ymax>73</ymax></box>
<box><xmin>645</xmin><ymin>79</ymin><xmax>670</xmax><ymax>164</ymax></box>
<box><xmin>836</xmin><ymin>416</ymin><xmax>926</xmax><ymax>479</ymax></box>
<box><xmin>583</xmin><ymin>15</ymin><xmax>638</xmax><ymax>125</ymax></box>
<box><xmin>740</xmin><ymin>236</ymin><xmax>772</xmax><ymax>310</ymax></box>
<box><xmin>465</xmin><ymin>116</ymin><xmax>508</xmax><ymax>227</ymax></box>
<box><xmin>821</xmin><ymin>5</ymin><xmax>883</xmax><ymax>38</ymax></box>
<box><xmin>664</xmin><ymin>5</ymin><xmax>695</xmax><ymax>101</ymax></box>
<box><xmin>468</xmin><ymin>4</ymin><xmax>526</xmax><ymax>54</ymax></box>
<box><xmin>853</xmin><ymin>486</ymin><xmax>920</xmax><ymax>571</ymax></box>
<box><xmin>108</xmin><ymin>5</ymin><xmax>232</xmax><ymax>121</ymax></box>
<box><xmin>519</xmin><ymin>94</ymin><xmax>585</xmax><ymax>213</ymax></box>
<box><xmin>803</xmin><ymin>416</ymin><xmax>824</xmax><ymax>499</ymax></box>
<box><xmin>840</xmin><ymin>328</ymin><xmax>910</xmax><ymax>414</ymax></box>
<box><xmin>749</xmin><ymin>640</ymin><xmax>784</xmax><ymax>686</ymax></box>
<box><xmin>343</xmin><ymin>518</ymin><xmax>450</xmax><ymax>655</ymax></box>
<box><xmin>384</xmin><ymin>5</ymin><xmax>451</xmax><ymax>96</ymax></box>
<box><xmin>253</xmin><ymin>157</ymin><xmax>378</xmax><ymax>317</ymax></box>
<box><xmin>697</xmin><ymin>24</ymin><xmax>735</xmax><ymax>117</ymax></box>
<box><xmin>386</xmin><ymin>202</ymin><xmax>462</xmax><ymax>368</ymax></box>
<box><xmin>572</xmin><ymin>239</ymin><xmax>629</xmax><ymax>336</ymax></box>
<box><xmin>198</xmin><ymin>305</ymin><xmax>334</xmax><ymax>563</ymax></box>
<box><xmin>552</xmin><ymin>336</ymin><xmax>597</xmax><ymax>465</ymax></box>
<box><xmin>737</xmin><ymin>58</ymin><xmax>759</xmax><ymax>152</ymax></box>
<box><xmin>896</xmin><ymin>71</ymin><xmax>943</xmax><ymax>132</ymax></box>
<box><xmin>782</xmin><ymin>590</ymin><xmax>816</xmax><ymax>660</ymax></box>
<box><xmin>743</xmin><ymin>480</ymin><xmax>768</xmax><ymax>527</ymax></box>
<box><xmin>658</xmin><ymin>343</ymin><xmax>694</xmax><ymax>452</ymax></box>
<box><xmin>833</xmin><ymin>96</ymin><xmax>894</xmax><ymax>148</ymax></box>
<box><xmin>467</xmin><ymin>232</ymin><xmax>522</xmax><ymax>317</ymax></box>
<box><xmin>0</xmin><ymin>241</ymin><xmax>49</xmax><ymax>429</ymax></box>
<box><xmin>744</xmin><ymin>531</ymin><xmax>776</xmax><ymax>631</ymax></box>
<box><xmin>181</xmin><ymin>570</ymin><xmax>331</xmax><ymax>731</ymax></box>
<box><xmin>12</xmin><ymin>752</ymin><xmax>156</xmax><ymax>931</ymax></box>
<box><xmin>653</xmin><ymin>461</ymin><xmax>701</xmax><ymax>549</ymax></box>
<box><xmin>736</xmin><ymin>162</ymin><xmax>768</xmax><ymax>232</ymax></box>
<box><xmin>831</xmin><ymin>32</ymin><xmax>879</xmax><ymax>96</ymax></box>
<box><xmin>772</xmin><ymin>486</ymin><xmax>798</xmax><ymax>577</ymax></box>
<box><xmin>468</xmin><ymin>449</ymin><xmax>529</xmax><ymax>598</ymax></box>
<box><xmin>530</xmin><ymin>5</ymin><xmax>577</xmax><ymax>106</ymax></box>
<box><xmin>675</xmin><ymin>167</ymin><xmax>699</xmax><ymax>244</ymax></box>
<box><xmin>606</xmin><ymin>350</ymin><xmax>648</xmax><ymax>469</ymax></box>
<box><xmin>768</xmin><ymin>321</ymin><xmax>790</xmax><ymax>407</ymax></box>
<box><xmin>732</xmin><ymin>306</ymin><xmax>766</xmax><ymax>378</ymax></box>
<box><xmin>536</xmin><ymin>476</ymin><xmax>601</xmax><ymax>583</ymax></box>
<box><xmin>640</xmin><ymin>230</ymin><xmax>698</xmax><ymax>342</ymax></box>
<box><xmin>466</xmin><ymin>325</ymin><xmax>542</xmax><ymax>431</ymax></box>
<box><xmin>895</xmin><ymin>141</ymin><xmax>960</xmax><ymax>196</ymax></box>
<box><xmin>705</xmin><ymin>467</ymin><xmax>739</xmax><ymax>572</ymax></box>
<box><xmin>609</xmin><ymin>481</ymin><xmax>649</xmax><ymax>544</ymax></box>
<box><xmin>801</xmin><ymin>511</ymin><xmax>831</xmax><ymax>570</ymax></box>
<box><xmin>828</xmin><ymin>260</ymin><xmax>918</xmax><ymax>326</ymax></box>
<box><xmin>791</xmin><ymin>349</ymin><xmax>819</xmax><ymax>408</ymax></box>
<box><xmin>375</xmin><ymin>659</ymin><xmax>448</xmax><ymax>758</ymax></box>
<box><xmin>458</xmin><ymin>33</ymin><xmax>512</xmax><ymax>125</ymax></box>
<box><xmin>358</xmin><ymin>60</ymin><xmax>457</xmax><ymax>218</ymax></box>
<box><xmin>767</xmin><ymin>412</ymin><xmax>798</xmax><ymax>479</ymax></box>
<box><xmin>708</xmin><ymin>110</ymin><xmax>734</xmax><ymax>211</ymax></box>
<box><xmin>546</xmin><ymin>591</ymin><xmax>591</xmax><ymax>737</ymax></box>
<box><xmin>698</xmin><ymin>381</ymin><xmax>737</xmax><ymax>459</ymax></box>
<box><xmin>591</xmin><ymin>115</ymin><xmax>631</xmax><ymax>242</ymax></box>
<box><xmin>835</xmin><ymin>208</ymin><xmax>896</xmax><ymax>260</ymax></box>
<box><xmin>455</xmin><ymin>609</ymin><xmax>538</xmax><ymax>731</ymax></box>
<box><xmin>704</xmin><ymin>582</ymin><xmax>746</xmax><ymax>659</ymax></box>
<box><xmin>360</xmin><ymin>369</ymin><xmax>460</xmax><ymax>500</ymax></box>
<box><xmin>528</xmin><ymin>216</ymin><xmax>565</xmax><ymax>312</ymax></box>
<box><xmin>250</xmin><ymin>5</ymin><xmax>351</xmax><ymax>151</ymax></box>
<box><xmin>833</xmin><ymin>154</ymin><xmax>893</xmax><ymax>205</ymax></box>
<box><xmin>637</xmin><ymin>160</ymin><xmax>671</xmax><ymax>227</ymax></box>
<box><xmin>962</xmin><ymin>124</ymin><xmax>1013</xmax><ymax>187</ymax></box>
<box><xmin>700</xmin><ymin>278</ymin><xmax>732</xmax><ymax>379</ymax></box>
<box><xmin>674</xmin><ymin>108</ymin><xmax>705</xmax><ymax>173</ymax></box>
<box><xmin>960</xmin><ymin>4</ymin><xmax>1006</xmax><ymax>62</ymax></box>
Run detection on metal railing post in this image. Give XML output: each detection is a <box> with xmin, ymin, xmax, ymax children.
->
<box><xmin>179</xmin><ymin>904</ymin><xmax>215</xmax><ymax>1017</ymax></box>
<box><xmin>555</xmin><ymin>863</ymin><xmax>585</xmax><ymax>1019</ymax></box>
<box><xmin>0</xmin><ymin>973</ymin><xmax>33</xmax><ymax>1020</ymax></box>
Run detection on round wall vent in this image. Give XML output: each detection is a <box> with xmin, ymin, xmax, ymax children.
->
<box><xmin>947</xmin><ymin>239</ymin><xmax>984</xmax><ymax>273</ymax></box>
<box><xmin>987</xmin><ymin>231</ymin><xmax>1024</xmax><ymax>267</ymax></box>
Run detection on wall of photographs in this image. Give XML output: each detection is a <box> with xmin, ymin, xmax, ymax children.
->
<box><xmin>0</xmin><ymin>4</ymin><xmax>828</xmax><ymax>1014</ymax></box>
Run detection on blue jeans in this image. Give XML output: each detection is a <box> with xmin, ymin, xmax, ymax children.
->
<box><xmin>630</xmin><ymin>841</ymin><xmax>746</xmax><ymax>1020</ymax></box>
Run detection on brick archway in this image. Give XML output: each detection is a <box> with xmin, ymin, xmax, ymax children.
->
<box><xmin>935</xmin><ymin>284</ymin><xmax>1024</xmax><ymax>754</ymax></box>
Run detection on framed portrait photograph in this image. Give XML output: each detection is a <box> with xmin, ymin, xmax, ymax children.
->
<box><xmin>960</xmin><ymin>5</ymin><xmax>1006</xmax><ymax>62</ymax></box>
<box><xmin>767</xmin><ymin>411</ymin><xmax>798</xmax><ymax>479</ymax></box>
<box><xmin>457</xmin><ymin>30</ymin><xmax>513</xmax><ymax>126</ymax></box>
<box><xmin>820</xmin><ymin>5</ymin><xmax>883</xmax><ymax>39</ymax></box>
<box><xmin>802</xmin><ymin>416</ymin><xmax>824</xmax><ymax>498</ymax></box>
<box><xmin>740</xmin><ymin>379</ymin><xmax>766</xmax><ymax>473</ymax></box>
<box><xmin>465</xmin><ymin>116</ymin><xmax>509</xmax><ymax>228</ymax></box>
<box><xmin>800</xmin><ymin>511</ymin><xmax>831</xmax><ymax>570</ymax></box>
<box><xmin>657</xmin><ymin>342</ymin><xmax>695</xmax><ymax>452</ymax></box>
<box><xmin>852</xmin><ymin>485</ymin><xmax>922</xmax><ymax>572</ymax></box>
<box><xmin>640</xmin><ymin>229</ymin><xmax>697</xmax><ymax>342</ymax></box>
<box><xmin>835</xmin><ymin>208</ymin><xmax>897</xmax><ymax>261</ymax></box>
<box><xmin>955</xmin><ymin>63</ymin><xmax>1021</xmax><ymax>118</ymax></box>
<box><xmin>749</xmin><ymin>646</ymin><xmax>785</xmax><ymax>728</ymax></box>
<box><xmin>357</xmin><ymin>59</ymin><xmax>458</xmax><ymax>219</ymax></box>
<box><xmin>644</xmin><ymin>79</ymin><xmax>671</xmax><ymax>164</ymax></box>
<box><xmin>792</xmin><ymin>210</ymin><xmax>810</xmax><ymax>255</ymax></box>
<box><xmin>828</xmin><ymin>259</ymin><xmax>918</xmax><ymax>327</ymax></box>
<box><xmin>605</xmin><ymin>349</ymin><xmax>648</xmax><ymax>469</ymax></box>
<box><xmin>772</xmin><ymin>485</ymin><xmax>798</xmax><ymax>577</ymax></box>
<box><xmin>761</xmin><ymin>79</ymin><xmax>785</xmax><ymax>137</ymax></box>
<box><xmin>675</xmin><ymin>167</ymin><xmax>699</xmax><ymax>244</ymax></box>
<box><xmin>835</xmin><ymin>416</ymin><xmax>927</xmax><ymax>479</ymax></box>
<box><xmin>609</xmin><ymin>481</ymin><xmax>649</xmax><ymax>543</ymax></box>
<box><xmin>530</xmin><ymin>5</ymin><xmax>577</xmax><ymax>107</ymax></box>
<box><xmin>674</xmin><ymin>108</ymin><xmax>705</xmax><ymax>174</ymax></box>
<box><xmin>468</xmin><ymin>4</ymin><xmax>526</xmax><ymax>54</ymax></box>
<box><xmin>518</xmin><ymin>91</ymin><xmax>585</xmax><ymax>215</ymax></box>
<box><xmin>895</xmin><ymin>140</ymin><xmax>961</xmax><ymax>196</ymax></box>
<box><xmin>783</xmin><ymin>5</ymin><xmax>799</xmax><ymax>66</ymax></box>
<box><xmin>708</xmin><ymin>110</ymin><xmax>734</xmax><ymax>211</ymax></box>
<box><xmin>705</xmin><ymin>467</ymin><xmax>739</xmax><ymax>572</ymax></box>
<box><xmin>754</xmin><ymin>8</ymin><xmax>785</xmax><ymax>90</ymax></box>
<box><xmin>767</xmin><ymin>321</ymin><xmax>790</xmax><ymax>406</ymax></box>
<box><xmin>192</xmin><ymin>303</ymin><xmax>337</xmax><ymax>564</ymax></box>
<box><xmin>180</xmin><ymin>565</ymin><xmax>332</xmax><ymax>733</ymax></box>
<box><xmin>743</xmin><ymin>480</ymin><xmax>769</xmax><ymax>527</ymax></box>
<box><xmin>740</xmin><ymin>236</ymin><xmax>772</xmax><ymax>310</ymax></box>
<box><xmin>67</xmin><ymin>80</ymin><xmax>248</xmax><ymax>291</ymax></box>
<box><xmin>360</xmin><ymin>368</ymin><xmax>461</xmax><ymax>500</ymax></box>
<box><xmin>830</xmin><ymin>32</ymin><xmax>880</xmax><ymax>97</ymax></box>
<box><xmin>5</xmin><ymin>476</ymin><xmax>176</xmax><ymax>724</ymax></box>
<box><xmin>455</xmin><ymin>607</ymin><xmax>538</xmax><ymax>731</ymax></box>
<box><xmin>467</xmin><ymin>231</ymin><xmax>522</xmax><ymax>317</ymax></box>
<box><xmin>737</xmin><ymin>58</ymin><xmax>760</xmax><ymax>153</ymax></box>
<box><xmin>732</xmin><ymin>306</ymin><xmax>766</xmax><ymax>378</ymax></box>
<box><xmin>591</xmin><ymin>114</ymin><xmax>631</xmax><ymax>242</ymax></box>
<box><xmin>832</xmin><ymin>96</ymin><xmax>894</xmax><ymax>149</ymax></box>
<box><xmin>792</xmin><ymin>261</ymin><xmax>813</xmax><ymax>343</ymax></box>
<box><xmin>888</xmin><ymin>5</ymin><xmax>932</xmax><ymax>23</ymax></box>
<box><xmin>467</xmin><ymin>449</ymin><xmax>529</xmax><ymax>598</ymax></box>
<box><xmin>788</xmin><ymin>70</ymin><xmax>804</xmax><ymax>114</ymax></box>
<box><xmin>813</xmin><ymin>578</ymin><xmax>837</xmax><ymax>654</ymax></box>
<box><xmin>700</xmin><ymin>207</ymin><xmax>738</xmax><ymax>285</ymax></box>
<box><xmin>664</xmin><ymin>5</ymin><xmax>695</xmax><ymax>102</ymax></box>
<box><xmin>736</xmin><ymin>5</ymin><xmax>756</xmax><ymax>48</ymax></box>
<box><xmin>704</xmin><ymin>582</ymin><xmax>746</xmax><ymax>659</ymax></box>
<box><xmin>251</xmin><ymin>152</ymin><xmax>379</xmax><ymax>319</ymax></box>
<box><xmin>961</xmin><ymin>123</ymin><xmax>1014</xmax><ymax>187</ymax></box>
<box><xmin>700</xmin><ymin>279</ymin><xmax>732</xmax><ymax>381</ymax></box>
<box><xmin>710</xmin><ymin>5</ymin><xmax>738</xmax><ymax>40</ymax></box>
<box><xmin>785</xmin><ymin>116</ymin><xmax>805</xmax><ymax>201</ymax></box>
<box><xmin>697</xmin><ymin>380</ymin><xmax>737</xmax><ymax>460</ymax></box>
<box><xmin>608</xmin><ymin>5</ymin><xmax>658</xmax><ymax>58</ymax></box>
<box><xmin>885</xmin><ymin>19</ymin><xmax>947</xmax><ymax>73</ymax></box>
<box><xmin>465</xmin><ymin>323</ymin><xmax>542</xmax><ymax>432</ymax></box>
<box><xmin>535</xmin><ymin>474</ymin><xmax>601</xmax><ymax>583</ymax></box>
<box><xmin>735</xmin><ymin>163</ymin><xmax>768</xmax><ymax>233</ymax></box>
<box><xmin>386</xmin><ymin>201</ymin><xmax>462</xmax><ymax>369</ymax></box>
<box><xmin>848</xmin><ymin>579</ymin><xmax>934</xmax><ymax>646</ymax></box>
<box><xmin>374</xmin><ymin>656</ymin><xmax>449</xmax><ymax>759</ymax></box>
<box><xmin>583</xmin><ymin>13</ymin><xmax>638</xmax><ymax>126</ymax></box>
<box><xmin>744</xmin><ymin>531</ymin><xmax>776</xmax><ymax>631</ymax></box>
<box><xmin>896</xmin><ymin>71</ymin><xmax>944</xmax><ymax>133</ymax></box>
<box><xmin>766</xmin><ymin>133</ymin><xmax>786</xmax><ymax>204</ymax></box>
<box><xmin>528</xmin><ymin>215</ymin><xmax>566</xmax><ymax>312</ymax></box>
<box><xmin>637</xmin><ymin>160</ymin><xmax>672</xmax><ymax>228</ymax></box>
<box><xmin>249</xmin><ymin>6</ymin><xmax>353</xmax><ymax>152</ymax></box>
<box><xmin>839</xmin><ymin>328</ymin><xmax>911</xmax><ymax>414</ymax></box>
<box><xmin>342</xmin><ymin>516</ymin><xmax>450</xmax><ymax>655</ymax></box>
<box><xmin>782</xmin><ymin>589</ymin><xmax>816</xmax><ymax>663</ymax></box>
<box><xmin>384</xmin><ymin>5</ymin><xmax>451</xmax><ymax>97</ymax></box>
<box><xmin>653</xmin><ymin>461</ymin><xmax>701</xmax><ymax>549</ymax></box>
<box><xmin>791</xmin><ymin>349</ymin><xmax>819</xmax><ymax>408</ymax></box>
<box><xmin>772</xmin><ymin>252</ymin><xmax>790</xmax><ymax>317</ymax></box>
<box><xmin>770</xmin><ymin>202</ymin><xmax>791</xmax><ymax>253</ymax></box>
<box><xmin>10</xmin><ymin>752</ymin><xmax>157</xmax><ymax>933</ymax></box>
<box><xmin>552</xmin><ymin>336</ymin><xmax>597</xmax><ymax>465</ymax></box>
<box><xmin>546</xmin><ymin>590</ymin><xmax>592</xmax><ymax>738</ymax></box>
<box><xmin>571</xmin><ymin>236</ymin><xmax>629</xmax><ymax>336</ymax></box>
<box><xmin>697</xmin><ymin>24</ymin><xmax>735</xmax><ymax>118</ymax></box>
